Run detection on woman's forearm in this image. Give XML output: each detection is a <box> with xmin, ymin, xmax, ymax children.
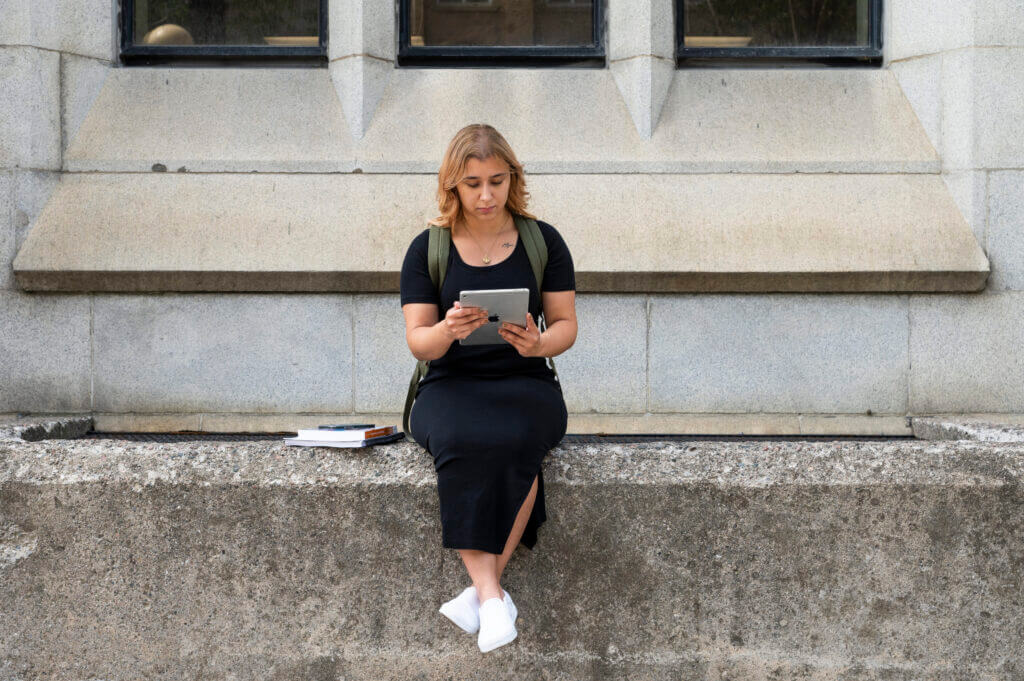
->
<box><xmin>410</xmin><ymin>317</ymin><xmax>576</xmax><ymax>362</ymax></box>
<box><xmin>407</xmin><ymin>321</ymin><xmax>454</xmax><ymax>362</ymax></box>
<box><xmin>538</xmin><ymin>318</ymin><xmax>577</xmax><ymax>358</ymax></box>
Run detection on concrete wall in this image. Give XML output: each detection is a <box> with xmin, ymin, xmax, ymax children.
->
<box><xmin>1</xmin><ymin>0</ymin><xmax>1023</xmax><ymax>433</ymax></box>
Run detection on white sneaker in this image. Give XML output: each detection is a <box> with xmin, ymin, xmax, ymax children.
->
<box><xmin>439</xmin><ymin>586</ymin><xmax>518</xmax><ymax>634</ymax></box>
<box><xmin>477</xmin><ymin>597</ymin><xmax>517</xmax><ymax>652</ymax></box>
<box><xmin>439</xmin><ymin>586</ymin><xmax>479</xmax><ymax>634</ymax></box>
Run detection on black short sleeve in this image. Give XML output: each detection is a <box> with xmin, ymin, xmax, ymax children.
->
<box><xmin>537</xmin><ymin>220</ymin><xmax>576</xmax><ymax>292</ymax></box>
<box><xmin>400</xmin><ymin>229</ymin><xmax>441</xmax><ymax>307</ymax></box>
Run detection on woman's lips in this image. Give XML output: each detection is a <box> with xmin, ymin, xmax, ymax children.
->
<box><xmin>479</xmin><ymin>206</ymin><xmax>495</xmax><ymax>212</ymax></box>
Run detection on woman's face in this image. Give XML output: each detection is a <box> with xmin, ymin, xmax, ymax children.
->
<box><xmin>455</xmin><ymin>156</ymin><xmax>512</xmax><ymax>224</ymax></box>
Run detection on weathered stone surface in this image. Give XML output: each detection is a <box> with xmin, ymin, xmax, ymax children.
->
<box><xmin>909</xmin><ymin>292</ymin><xmax>1024</xmax><ymax>413</ymax></box>
<box><xmin>64</xmin><ymin>68</ymin><xmax>356</xmax><ymax>173</ymax></box>
<box><xmin>63</xmin><ymin>67</ymin><xmax>936</xmax><ymax>173</ymax></box>
<box><xmin>987</xmin><ymin>170</ymin><xmax>1024</xmax><ymax>291</ymax></box>
<box><xmin>650</xmin><ymin>294</ymin><xmax>909</xmax><ymax>414</ymax></box>
<box><xmin>0</xmin><ymin>47</ymin><xmax>60</xmax><ymax>171</ymax></box>
<box><xmin>0</xmin><ymin>0</ymin><xmax>113</xmax><ymax>61</ymax></box>
<box><xmin>556</xmin><ymin>295</ymin><xmax>646</xmax><ymax>414</ymax></box>
<box><xmin>0</xmin><ymin>291</ymin><xmax>91</xmax><ymax>412</ymax></box>
<box><xmin>12</xmin><ymin>172</ymin><xmax>989</xmax><ymax>293</ymax></box>
<box><xmin>61</xmin><ymin>53</ymin><xmax>110</xmax><ymax>157</ymax></box>
<box><xmin>913</xmin><ymin>416</ymin><xmax>1024</xmax><ymax>442</ymax></box>
<box><xmin>941</xmin><ymin>48</ymin><xmax>1024</xmax><ymax>171</ymax></box>
<box><xmin>886</xmin><ymin>0</ymin><xmax>973</xmax><ymax>62</ymax></box>
<box><xmin>1</xmin><ymin>417</ymin><xmax>1022</xmax><ymax>679</ymax></box>
<box><xmin>353</xmin><ymin>294</ymin><xmax>408</xmax><ymax>414</ymax></box>
<box><xmin>0</xmin><ymin>172</ymin><xmax>12</xmax><ymax>290</ymax></box>
<box><xmin>92</xmin><ymin>294</ymin><xmax>354</xmax><ymax>413</ymax></box>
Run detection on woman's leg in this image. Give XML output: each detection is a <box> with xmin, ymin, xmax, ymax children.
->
<box><xmin>457</xmin><ymin>473</ymin><xmax>539</xmax><ymax>601</ymax></box>
<box><xmin>497</xmin><ymin>473</ymin><xmax>539</xmax><ymax>580</ymax></box>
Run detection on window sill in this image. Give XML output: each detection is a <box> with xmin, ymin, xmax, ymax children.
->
<box><xmin>13</xmin><ymin>173</ymin><xmax>989</xmax><ymax>294</ymax></box>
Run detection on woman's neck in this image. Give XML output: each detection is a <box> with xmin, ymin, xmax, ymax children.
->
<box><xmin>457</xmin><ymin>209</ymin><xmax>513</xmax><ymax>238</ymax></box>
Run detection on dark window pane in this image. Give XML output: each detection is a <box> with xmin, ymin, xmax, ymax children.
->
<box><xmin>410</xmin><ymin>0</ymin><xmax>594</xmax><ymax>47</ymax></box>
<box><xmin>132</xmin><ymin>0</ymin><xmax>320</xmax><ymax>46</ymax></box>
<box><xmin>681</xmin><ymin>0</ymin><xmax>872</xmax><ymax>48</ymax></box>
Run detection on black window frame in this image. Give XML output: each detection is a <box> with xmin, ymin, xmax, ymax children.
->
<box><xmin>119</xmin><ymin>0</ymin><xmax>328</xmax><ymax>66</ymax></box>
<box><xmin>398</xmin><ymin>0</ymin><xmax>605</xmax><ymax>68</ymax></box>
<box><xmin>675</xmin><ymin>0</ymin><xmax>883</xmax><ymax>68</ymax></box>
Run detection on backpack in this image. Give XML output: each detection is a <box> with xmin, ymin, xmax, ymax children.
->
<box><xmin>402</xmin><ymin>214</ymin><xmax>559</xmax><ymax>444</ymax></box>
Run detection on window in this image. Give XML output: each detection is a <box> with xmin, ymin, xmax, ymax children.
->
<box><xmin>398</xmin><ymin>0</ymin><xmax>604</xmax><ymax>67</ymax></box>
<box><xmin>676</xmin><ymin>0</ymin><xmax>882</xmax><ymax>66</ymax></box>
<box><xmin>120</xmin><ymin>0</ymin><xmax>327</xmax><ymax>65</ymax></box>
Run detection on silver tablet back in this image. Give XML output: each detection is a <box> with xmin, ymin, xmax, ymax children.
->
<box><xmin>458</xmin><ymin>288</ymin><xmax>530</xmax><ymax>346</ymax></box>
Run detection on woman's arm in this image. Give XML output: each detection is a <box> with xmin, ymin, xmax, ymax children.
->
<box><xmin>499</xmin><ymin>290</ymin><xmax>578</xmax><ymax>358</ymax></box>
<box><xmin>403</xmin><ymin>302</ymin><xmax>489</xmax><ymax>361</ymax></box>
<box><xmin>538</xmin><ymin>290</ymin><xmax>577</xmax><ymax>358</ymax></box>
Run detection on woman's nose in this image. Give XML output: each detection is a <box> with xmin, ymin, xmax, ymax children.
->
<box><xmin>480</xmin><ymin>183</ymin><xmax>493</xmax><ymax>200</ymax></box>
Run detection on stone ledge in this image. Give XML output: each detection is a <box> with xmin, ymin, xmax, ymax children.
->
<box><xmin>12</xmin><ymin>415</ymin><xmax>1024</xmax><ymax>441</ymax></box>
<box><xmin>1</xmin><ymin>424</ymin><xmax>1022</xmax><ymax>679</ymax></box>
<box><xmin>13</xmin><ymin>173</ymin><xmax>989</xmax><ymax>293</ymax></box>
<box><xmin>912</xmin><ymin>416</ymin><xmax>1024</xmax><ymax>442</ymax></box>
<box><xmin>0</xmin><ymin>412</ymin><xmax>917</xmax><ymax>437</ymax></box>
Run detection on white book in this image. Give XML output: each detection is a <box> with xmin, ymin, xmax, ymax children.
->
<box><xmin>284</xmin><ymin>431</ymin><xmax>405</xmax><ymax>449</ymax></box>
<box><xmin>295</xmin><ymin>425</ymin><xmax>396</xmax><ymax>441</ymax></box>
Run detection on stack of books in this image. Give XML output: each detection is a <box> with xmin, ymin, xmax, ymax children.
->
<box><xmin>283</xmin><ymin>423</ymin><xmax>406</xmax><ymax>448</ymax></box>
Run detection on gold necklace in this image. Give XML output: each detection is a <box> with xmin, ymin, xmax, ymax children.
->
<box><xmin>462</xmin><ymin>213</ymin><xmax>512</xmax><ymax>264</ymax></box>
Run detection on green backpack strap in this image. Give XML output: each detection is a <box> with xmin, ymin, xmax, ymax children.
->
<box><xmin>515</xmin><ymin>216</ymin><xmax>559</xmax><ymax>381</ymax></box>
<box><xmin>404</xmin><ymin>225</ymin><xmax>451</xmax><ymax>444</ymax></box>
<box><xmin>426</xmin><ymin>223</ymin><xmax>449</xmax><ymax>293</ymax></box>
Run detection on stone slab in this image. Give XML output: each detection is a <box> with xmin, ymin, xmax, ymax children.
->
<box><xmin>942</xmin><ymin>169</ymin><xmax>988</xmax><ymax>248</ymax></box>
<box><xmin>942</xmin><ymin>48</ymin><xmax>1024</xmax><ymax>171</ymax></box>
<box><xmin>0</xmin><ymin>291</ymin><xmax>91</xmax><ymax>412</ymax></box>
<box><xmin>0</xmin><ymin>172</ymin><xmax>11</xmax><ymax>289</ymax></box>
<box><xmin>912</xmin><ymin>416</ymin><xmax>1024</xmax><ymax>442</ymax></box>
<box><xmin>1</xmin><ymin>431</ymin><xmax>1023</xmax><ymax>679</ymax></box>
<box><xmin>0</xmin><ymin>0</ymin><xmax>113</xmax><ymax>61</ymax></box>
<box><xmin>64</xmin><ymin>68</ymin><xmax>356</xmax><ymax>173</ymax></box>
<box><xmin>328</xmin><ymin>0</ymin><xmax>395</xmax><ymax>62</ymax></box>
<box><xmin>886</xmin><ymin>0</ymin><xmax>973</xmax><ymax>62</ymax></box>
<box><xmin>61</xmin><ymin>54</ymin><xmax>110</xmax><ymax>157</ymax></box>
<box><xmin>555</xmin><ymin>295</ymin><xmax>646</xmax><ymax>414</ymax></box>
<box><xmin>650</xmin><ymin>294</ymin><xmax>909</xmax><ymax>414</ymax></box>
<box><xmin>12</xmin><ymin>172</ymin><xmax>990</xmax><ymax>293</ymax></box>
<box><xmin>0</xmin><ymin>47</ymin><xmax>61</xmax><ymax>171</ymax></box>
<box><xmin>354</xmin><ymin>294</ymin><xmax>410</xmax><ymax>414</ymax></box>
<box><xmin>974</xmin><ymin>0</ymin><xmax>1024</xmax><ymax>47</ymax></box>
<box><xmin>986</xmin><ymin>170</ymin><xmax>1024</xmax><ymax>291</ymax></box>
<box><xmin>909</xmin><ymin>292</ymin><xmax>1024</xmax><ymax>413</ymax></box>
<box><xmin>63</xmin><ymin>67</ymin><xmax>937</xmax><ymax>173</ymax></box>
<box><xmin>92</xmin><ymin>294</ymin><xmax>354</xmax><ymax>413</ymax></box>
<box><xmin>2</xmin><ymin>169</ymin><xmax>62</xmax><ymax>293</ymax></box>
<box><xmin>890</xmin><ymin>54</ymin><xmax>942</xmax><ymax>158</ymax></box>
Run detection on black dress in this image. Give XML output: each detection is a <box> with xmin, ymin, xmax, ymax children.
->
<box><xmin>400</xmin><ymin>217</ymin><xmax>575</xmax><ymax>555</ymax></box>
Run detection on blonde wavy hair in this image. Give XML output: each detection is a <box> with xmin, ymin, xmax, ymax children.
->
<box><xmin>427</xmin><ymin>124</ymin><xmax>538</xmax><ymax>229</ymax></box>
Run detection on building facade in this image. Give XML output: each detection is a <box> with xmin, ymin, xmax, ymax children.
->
<box><xmin>1</xmin><ymin>0</ymin><xmax>1020</xmax><ymax>436</ymax></box>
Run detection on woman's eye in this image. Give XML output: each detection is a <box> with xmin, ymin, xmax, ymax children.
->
<box><xmin>467</xmin><ymin>184</ymin><xmax>479</xmax><ymax>188</ymax></box>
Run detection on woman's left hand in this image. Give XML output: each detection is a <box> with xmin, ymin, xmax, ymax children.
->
<box><xmin>499</xmin><ymin>313</ymin><xmax>546</xmax><ymax>357</ymax></box>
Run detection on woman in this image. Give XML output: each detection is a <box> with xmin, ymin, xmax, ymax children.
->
<box><xmin>399</xmin><ymin>124</ymin><xmax>577</xmax><ymax>653</ymax></box>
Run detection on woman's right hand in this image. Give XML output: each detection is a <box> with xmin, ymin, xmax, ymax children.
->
<box><xmin>440</xmin><ymin>301</ymin><xmax>489</xmax><ymax>341</ymax></box>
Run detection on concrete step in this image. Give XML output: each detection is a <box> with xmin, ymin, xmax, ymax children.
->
<box><xmin>1</xmin><ymin>418</ymin><xmax>1022</xmax><ymax>680</ymax></box>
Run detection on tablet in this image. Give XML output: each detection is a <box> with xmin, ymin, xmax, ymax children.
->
<box><xmin>458</xmin><ymin>288</ymin><xmax>529</xmax><ymax>346</ymax></box>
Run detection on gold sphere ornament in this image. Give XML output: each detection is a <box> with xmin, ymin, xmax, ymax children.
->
<box><xmin>141</xmin><ymin>24</ymin><xmax>195</xmax><ymax>45</ymax></box>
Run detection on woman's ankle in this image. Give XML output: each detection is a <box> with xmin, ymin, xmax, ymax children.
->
<box><xmin>476</xmin><ymin>583</ymin><xmax>503</xmax><ymax>603</ymax></box>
